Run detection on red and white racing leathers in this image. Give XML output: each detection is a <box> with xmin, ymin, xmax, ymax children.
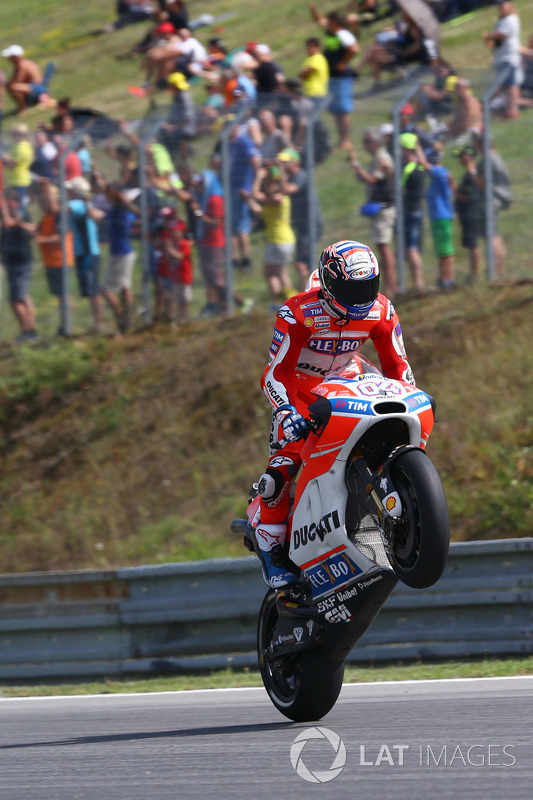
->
<box><xmin>258</xmin><ymin>287</ymin><xmax>415</xmax><ymax>531</ymax></box>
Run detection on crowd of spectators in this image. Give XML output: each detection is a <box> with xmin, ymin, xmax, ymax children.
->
<box><xmin>0</xmin><ymin>0</ymin><xmax>527</xmax><ymax>341</ymax></box>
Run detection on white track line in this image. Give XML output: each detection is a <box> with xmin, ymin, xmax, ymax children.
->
<box><xmin>1</xmin><ymin>674</ymin><xmax>532</xmax><ymax>701</ymax></box>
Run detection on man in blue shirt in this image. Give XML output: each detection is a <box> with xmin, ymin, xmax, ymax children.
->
<box><xmin>100</xmin><ymin>183</ymin><xmax>140</xmax><ymax>333</ymax></box>
<box><xmin>418</xmin><ymin>144</ymin><xmax>456</xmax><ymax>289</ymax></box>
<box><xmin>228</xmin><ymin>123</ymin><xmax>261</xmax><ymax>270</ymax></box>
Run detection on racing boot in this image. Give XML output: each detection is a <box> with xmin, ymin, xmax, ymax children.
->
<box><xmin>255</xmin><ymin>523</ymin><xmax>298</xmax><ymax>590</ymax></box>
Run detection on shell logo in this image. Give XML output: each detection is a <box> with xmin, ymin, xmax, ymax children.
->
<box><xmin>385</xmin><ymin>496</ymin><xmax>397</xmax><ymax>512</ymax></box>
<box><xmin>304</xmin><ymin>317</ymin><xmax>313</xmax><ymax>327</ymax></box>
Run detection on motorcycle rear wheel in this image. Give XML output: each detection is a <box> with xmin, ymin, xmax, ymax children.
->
<box><xmin>389</xmin><ymin>449</ymin><xmax>450</xmax><ymax>589</ymax></box>
<box><xmin>257</xmin><ymin>591</ymin><xmax>345</xmax><ymax>722</ymax></box>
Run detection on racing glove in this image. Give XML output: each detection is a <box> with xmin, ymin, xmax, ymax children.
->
<box><xmin>275</xmin><ymin>404</ymin><xmax>308</xmax><ymax>443</ymax></box>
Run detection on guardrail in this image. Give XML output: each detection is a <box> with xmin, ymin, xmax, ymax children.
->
<box><xmin>0</xmin><ymin>539</ymin><xmax>532</xmax><ymax>680</ymax></box>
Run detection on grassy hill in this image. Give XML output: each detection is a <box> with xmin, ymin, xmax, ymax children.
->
<box><xmin>0</xmin><ymin>1</ymin><xmax>533</xmax><ymax>572</ymax></box>
<box><xmin>1</xmin><ymin>280</ymin><xmax>532</xmax><ymax>574</ymax></box>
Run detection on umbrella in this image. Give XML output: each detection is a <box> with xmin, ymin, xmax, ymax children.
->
<box><xmin>395</xmin><ymin>0</ymin><xmax>441</xmax><ymax>47</ymax></box>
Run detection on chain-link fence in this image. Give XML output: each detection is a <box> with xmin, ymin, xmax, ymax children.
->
<box><xmin>0</xmin><ymin>67</ymin><xmax>530</xmax><ymax>343</ymax></box>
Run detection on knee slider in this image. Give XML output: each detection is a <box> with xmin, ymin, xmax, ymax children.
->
<box><xmin>257</xmin><ymin>468</ymin><xmax>284</xmax><ymax>502</ymax></box>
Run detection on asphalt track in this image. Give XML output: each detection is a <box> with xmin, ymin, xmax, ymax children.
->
<box><xmin>1</xmin><ymin>676</ymin><xmax>532</xmax><ymax>799</ymax></box>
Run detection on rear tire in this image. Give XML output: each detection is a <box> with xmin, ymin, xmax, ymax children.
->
<box><xmin>389</xmin><ymin>449</ymin><xmax>450</xmax><ymax>589</ymax></box>
<box><xmin>257</xmin><ymin>591</ymin><xmax>345</xmax><ymax>722</ymax></box>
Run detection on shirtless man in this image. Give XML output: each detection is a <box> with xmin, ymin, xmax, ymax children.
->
<box><xmin>1</xmin><ymin>45</ymin><xmax>43</xmax><ymax>113</ymax></box>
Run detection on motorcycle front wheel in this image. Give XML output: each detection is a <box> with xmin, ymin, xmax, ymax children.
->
<box><xmin>389</xmin><ymin>449</ymin><xmax>450</xmax><ymax>589</ymax></box>
<box><xmin>257</xmin><ymin>591</ymin><xmax>345</xmax><ymax>722</ymax></box>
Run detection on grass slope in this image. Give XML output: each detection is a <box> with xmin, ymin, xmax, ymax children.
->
<box><xmin>0</xmin><ymin>281</ymin><xmax>532</xmax><ymax>574</ymax></box>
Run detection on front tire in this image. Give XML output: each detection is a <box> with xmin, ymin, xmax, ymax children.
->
<box><xmin>257</xmin><ymin>591</ymin><xmax>345</xmax><ymax>722</ymax></box>
<box><xmin>389</xmin><ymin>449</ymin><xmax>450</xmax><ymax>589</ymax></box>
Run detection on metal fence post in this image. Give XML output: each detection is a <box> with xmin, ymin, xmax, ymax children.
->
<box><xmin>392</xmin><ymin>77</ymin><xmax>427</xmax><ymax>293</ymax></box>
<box><xmin>482</xmin><ymin>66</ymin><xmax>511</xmax><ymax>282</ymax></box>
<box><xmin>137</xmin><ymin>117</ymin><xmax>164</xmax><ymax>325</ymax></box>
<box><xmin>306</xmin><ymin>99</ymin><xmax>327</xmax><ymax>271</ymax></box>
<box><xmin>59</xmin><ymin>131</ymin><xmax>86</xmax><ymax>337</ymax></box>
<box><xmin>220</xmin><ymin>103</ymin><xmax>252</xmax><ymax>317</ymax></box>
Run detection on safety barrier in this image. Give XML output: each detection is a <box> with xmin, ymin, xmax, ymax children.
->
<box><xmin>0</xmin><ymin>538</ymin><xmax>532</xmax><ymax>680</ymax></box>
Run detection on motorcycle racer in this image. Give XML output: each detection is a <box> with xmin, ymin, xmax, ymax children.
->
<box><xmin>257</xmin><ymin>239</ymin><xmax>416</xmax><ymax>589</ymax></box>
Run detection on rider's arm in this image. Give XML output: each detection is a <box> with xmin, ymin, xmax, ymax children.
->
<box><xmin>370</xmin><ymin>297</ymin><xmax>416</xmax><ymax>386</ymax></box>
<box><xmin>260</xmin><ymin>301</ymin><xmax>308</xmax><ymax>411</ymax></box>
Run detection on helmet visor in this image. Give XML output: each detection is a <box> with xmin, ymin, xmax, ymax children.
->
<box><xmin>323</xmin><ymin>273</ymin><xmax>379</xmax><ymax>309</ymax></box>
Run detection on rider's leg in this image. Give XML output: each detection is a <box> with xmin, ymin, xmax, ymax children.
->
<box><xmin>256</xmin><ymin>421</ymin><xmax>304</xmax><ymax>588</ymax></box>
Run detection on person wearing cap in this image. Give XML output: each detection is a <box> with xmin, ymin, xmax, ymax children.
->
<box><xmin>160</xmin><ymin>70</ymin><xmax>196</xmax><ymax>154</ymax></box>
<box><xmin>65</xmin><ymin>176</ymin><xmax>105</xmax><ymax>332</ymax></box>
<box><xmin>483</xmin><ymin>1</ymin><xmax>521</xmax><ymax>119</ymax></box>
<box><xmin>0</xmin><ymin>186</ymin><xmax>38</xmax><ymax>342</ymax></box>
<box><xmin>309</xmin><ymin>6</ymin><xmax>359</xmax><ymax>150</ymax></box>
<box><xmin>1</xmin><ymin>45</ymin><xmax>43</xmax><ymax>114</ymax></box>
<box><xmin>400</xmin><ymin>131</ymin><xmax>425</xmax><ymax>293</ymax></box>
<box><xmin>417</xmin><ymin>144</ymin><xmax>456</xmax><ymax>290</ymax></box>
<box><xmin>447</xmin><ymin>78</ymin><xmax>482</xmax><ymax>139</ymax></box>
<box><xmin>1</xmin><ymin>124</ymin><xmax>34</xmax><ymax>206</ymax></box>
<box><xmin>348</xmin><ymin>127</ymin><xmax>397</xmax><ymax>295</ymax></box>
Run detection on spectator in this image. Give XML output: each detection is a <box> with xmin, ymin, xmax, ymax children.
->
<box><xmin>143</xmin><ymin>21</ymin><xmax>182</xmax><ymax>86</ymax></box>
<box><xmin>160</xmin><ymin>0</ymin><xmax>189</xmax><ymax>30</ymax></box>
<box><xmin>30</xmin><ymin>129</ymin><xmax>58</xmax><ymax>180</ymax></box>
<box><xmin>309</xmin><ymin>6</ymin><xmax>359</xmax><ymax>150</ymax></box>
<box><xmin>417</xmin><ymin>144</ymin><xmax>456</xmax><ymax>289</ymax></box>
<box><xmin>519</xmin><ymin>34</ymin><xmax>533</xmax><ymax>108</ymax></box>
<box><xmin>354</xmin><ymin>11</ymin><xmax>429</xmax><ymax>90</ymax></box>
<box><xmin>0</xmin><ymin>187</ymin><xmax>38</xmax><ymax>342</ymax></box>
<box><xmin>282</xmin><ymin>148</ymin><xmax>323</xmax><ymax>290</ymax></box>
<box><xmin>453</xmin><ymin>144</ymin><xmax>484</xmax><ymax>282</ymax></box>
<box><xmin>348</xmin><ymin>127</ymin><xmax>397</xmax><ymax>295</ymax></box>
<box><xmin>100</xmin><ymin>183</ymin><xmax>140</xmax><ymax>332</ymax></box>
<box><xmin>258</xmin><ymin>109</ymin><xmax>290</xmax><ymax>165</ymax></box>
<box><xmin>189</xmin><ymin>169</ymin><xmax>227</xmax><ymax>316</ymax></box>
<box><xmin>76</xmin><ymin>135</ymin><xmax>93</xmax><ymax>177</ymax></box>
<box><xmin>159</xmin><ymin>71</ymin><xmax>197</xmax><ymax>157</ymax></box>
<box><xmin>397</xmin><ymin>102</ymin><xmax>434</xmax><ymax>149</ymax></box>
<box><xmin>105</xmin><ymin>1</ymin><xmax>155</xmax><ymax>32</ymax></box>
<box><xmin>228</xmin><ymin>122</ymin><xmax>262</xmax><ymax>271</ymax></box>
<box><xmin>1</xmin><ymin>45</ymin><xmax>44</xmax><ymax>114</ymax></box>
<box><xmin>48</xmin><ymin>97</ymin><xmax>75</xmax><ymax>135</ymax></box>
<box><xmin>245</xmin><ymin>162</ymin><xmax>296</xmax><ymax>307</ymax></box>
<box><xmin>1</xmin><ymin>124</ymin><xmax>34</xmax><ymax>205</ymax></box>
<box><xmin>483</xmin><ymin>0</ymin><xmax>522</xmax><ymax>119</ymax></box>
<box><xmin>35</xmin><ymin>180</ymin><xmax>75</xmax><ymax>334</ymax></box>
<box><xmin>65</xmin><ymin>176</ymin><xmax>105</xmax><ymax>331</ymax></box>
<box><xmin>446</xmin><ymin>78</ymin><xmax>482</xmax><ymax>139</ymax></box>
<box><xmin>416</xmin><ymin>59</ymin><xmax>456</xmax><ymax>121</ymax></box>
<box><xmin>400</xmin><ymin>132</ymin><xmax>425</xmax><ymax>293</ymax></box>
<box><xmin>54</xmin><ymin>135</ymin><xmax>83</xmax><ymax>182</ymax></box>
<box><xmin>299</xmin><ymin>37</ymin><xmax>329</xmax><ymax>108</ymax></box>
<box><xmin>153</xmin><ymin>207</ymin><xmax>192</xmax><ymax>320</ymax></box>
<box><xmin>174</xmin><ymin>27</ymin><xmax>207</xmax><ymax>79</ymax></box>
<box><xmin>275</xmin><ymin>78</ymin><xmax>315</xmax><ymax>148</ymax></box>
<box><xmin>470</xmin><ymin>128</ymin><xmax>511</xmax><ymax>277</ymax></box>
<box><xmin>250</xmin><ymin>44</ymin><xmax>285</xmax><ymax>106</ymax></box>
